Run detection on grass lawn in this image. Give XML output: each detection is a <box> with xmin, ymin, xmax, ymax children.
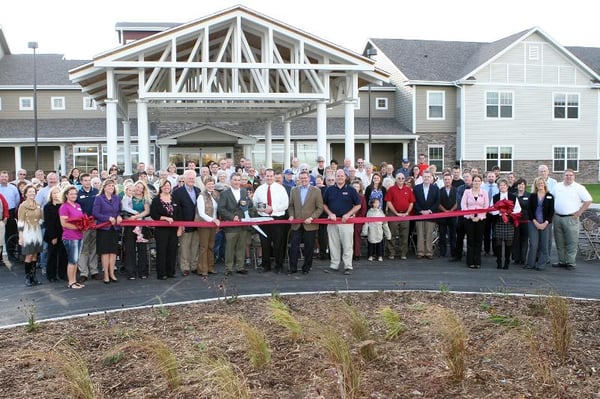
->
<box><xmin>584</xmin><ymin>184</ymin><xmax>600</xmax><ymax>203</ymax></box>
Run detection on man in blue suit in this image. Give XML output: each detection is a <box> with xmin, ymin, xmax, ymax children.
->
<box><xmin>172</xmin><ymin>169</ymin><xmax>201</xmax><ymax>276</ymax></box>
<box><xmin>413</xmin><ymin>170</ymin><xmax>440</xmax><ymax>259</ymax></box>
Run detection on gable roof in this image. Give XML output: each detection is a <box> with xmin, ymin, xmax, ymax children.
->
<box><xmin>0</xmin><ymin>54</ymin><xmax>88</xmax><ymax>86</ymax></box>
<box><xmin>566</xmin><ymin>46</ymin><xmax>600</xmax><ymax>77</ymax></box>
<box><xmin>371</xmin><ymin>28</ymin><xmax>600</xmax><ymax>83</ymax></box>
<box><xmin>370</xmin><ymin>29</ymin><xmax>529</xmax><ymax>82</ymax></box>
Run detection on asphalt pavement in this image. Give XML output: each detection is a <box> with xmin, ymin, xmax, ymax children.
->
<box><xmin>1</xmin><ymin>250</ymin><xmax>598</xmax><ymax>328</ymax></box>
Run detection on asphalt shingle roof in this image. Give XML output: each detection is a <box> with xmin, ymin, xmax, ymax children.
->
<box><xmin>0</xmin><ymin>54</ymin><xmax>88</xmax><ymax>85</ymax></box>
<box><xmin>371</xmin><ymin>29</ymin><xmax>543</xmax><ymax>82</ymax></box>
<box><xmin>566</xmin><ymin>46</ymin><xmax>600</xmax><ymax>76</ymax></box>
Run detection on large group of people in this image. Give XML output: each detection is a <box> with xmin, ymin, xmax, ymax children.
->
<box><xmin>0</xmin><ymin>154</ymin><xmax>593</xmax><ymax>288</ymax></box>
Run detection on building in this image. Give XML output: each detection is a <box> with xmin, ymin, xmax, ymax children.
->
<box><xmin>368</xmin><ymin>27</ymin><xmax>600</xmax><ymax>182</ymax></box>
<box><xmin>2</xmin><ymin>9</ymin><xmax>600</xmax><ymax>182</ymax></box>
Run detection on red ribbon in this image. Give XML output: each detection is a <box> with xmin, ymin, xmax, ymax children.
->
<box><xmin>68</xmin><ymin>206</ymin><xmax>529</xmax><ymax>230</ymax></box>
<box><xmin>492</xmin><ymin>199</ymin><xmax>521</xmax><ymax>227</ymax></box>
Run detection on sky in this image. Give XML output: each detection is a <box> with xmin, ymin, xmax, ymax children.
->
<box><xmin>1</xmin><ymin>0</ymin><xmax>600</xmax><ymax>60</ymax></box>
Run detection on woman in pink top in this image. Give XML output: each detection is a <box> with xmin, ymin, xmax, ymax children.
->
<box><xmin>460</xmin><ymin>174</ymin><xmax>489</xmax><ymax>269</ymax></box>
<box><xmin>59</xmin><ymin>185</ymin><xmax>85</xmax><ymax>289</ymax></box>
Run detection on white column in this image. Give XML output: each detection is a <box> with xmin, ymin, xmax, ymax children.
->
<box><xmin>14</xmin><ymin>146</ymin><xmax>22</xmax><ymax>171</ymax></box>
<box><xmin>59</xmin><ymin>144</ymin><xmax>67</xmax><ymax>176</ymax></box>
<box><xmin>136</xmin><ymin>99</ymin><xmax>150</xmax><ymax>165</ymax></box>
<box><xmin>160</xmin><ymin>145</ymin><xmax>169</xmax><ymax>172</ymax></box>
<box><xmin>364</xmin><ymin>143</ymin><xmax>370</xmax><ymax>164</ymax></box>
<box><xmin>283</xmin><ymin>120</ymin><xmax>291</xmax><ymax>170</ymax></box>
<box><xmin>122</xmin><ymin>120</ymin><xmax>132</xmax><ymax>176</ymax></box>
<box><xmin>317</xmin><ymin>101</ymin><xmax>327</xmax><ymax>163</ymax></box>
<box><xmin>105</xmin><ymin>99</ymin><xmax>119</xmax><ymax>169</ymax></box>
<box><xmin>265</xmin><ymin>121</ymin><xmax>272</xmax><ymax>168</ymax></box>
<box><xmin>344</xmin><ymin>100</ymin><xmax>355</xmax><ymax>162</ymax></box>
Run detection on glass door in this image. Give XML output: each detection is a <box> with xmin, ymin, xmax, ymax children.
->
<box><xmin>200</xmin><ymin>147</ymin><xmax>233</xmax><ymax>168</ymax></box>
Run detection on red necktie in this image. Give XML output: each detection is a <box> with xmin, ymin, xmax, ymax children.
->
<box><xmin>267</xmin><ymin>185</ymin><xmax>272</xmax><ymax>207</ymax></box>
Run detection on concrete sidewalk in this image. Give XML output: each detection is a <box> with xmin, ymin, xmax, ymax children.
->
<box><xmin>1</xmin><ymin>252</ymin><xmax>598</xmax><ymax>327</ymax></box>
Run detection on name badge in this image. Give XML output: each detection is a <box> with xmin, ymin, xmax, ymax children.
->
<box><xmin>342</xmin><ymin>192</ymin><xmax>348</xmax><ymax>196</ymax></box>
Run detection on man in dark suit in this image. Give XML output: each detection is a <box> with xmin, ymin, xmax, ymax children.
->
<box><xmin>413</xmin><ymin>170</ymin><xmax>440</xmax><ymax>259</ymax></box>
<box><xmin>218</xmin><ymin>173</ymin><xmax>253</xmax><ymax>275</ymax></box>
<box><xmin>172</xmin><ymin>169</ymin><xmax>201</xmax><ymax>276</ymax></box>
<box><xmin>287</xmin><ymin>171</ymin><xmax>324</xmax><ymax>274</ymax></box>
<box><xmin>437</xmin><ymin>173</ymin><xmax>457</xmax><ymax>257</ymax></box>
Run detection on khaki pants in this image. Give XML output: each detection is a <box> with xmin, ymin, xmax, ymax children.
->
<box><xmin>327</xmin><ymin>224</ymin><xmax>354</xmax><ymax>270</ymax></box>
<box><xmin>386</xmin><ymin>220</ymin><xmax>410</xmax><ymax>258</ymax></box>
<box><xmin>197</xmin><ymin>227</ymin><xmax>217</xmax><ymax>275</ymax></box>
<box><xmin>225</xmin><ymin>230</ymin><xmax>248</xmax><ymax>272</ymax></box>
<box><xmin>78</xmin><ymin>229</ymin><xmax>98</xmax><ymax>276</ymax></box>
<box><xmin>178</xmin><ymin>230</ymin><xmax>199</xmax><ymax>272</ymax></box>
<box><xmin>416</xmin><ymin>221</ymin><xmax>435</xmax><ymax>257</ymax></box>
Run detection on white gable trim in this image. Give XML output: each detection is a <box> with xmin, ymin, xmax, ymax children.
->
<box><xmin>461</xmin><ymin>27</ymin><xmax>600</xmax><ymax>83</ymax></box>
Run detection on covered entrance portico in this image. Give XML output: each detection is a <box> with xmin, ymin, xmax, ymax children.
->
<box><xmin>69</xmin><ymin>5</ymin><xmax>389</xmax><ymax>174</ymax></box>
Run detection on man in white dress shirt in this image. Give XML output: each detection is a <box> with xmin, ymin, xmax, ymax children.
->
<box><xmin>253</xmin><ymin>168</ymin><xmax>289</xmax><ymax>273</ymax></box>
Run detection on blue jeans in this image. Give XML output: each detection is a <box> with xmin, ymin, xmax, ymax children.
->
<box><xmin>527</xmin><ymin>223</ymin><xmax>550</xmax><ymax>268</ymax></box>
<box><xmin>63</xmin><ymin>239</ymin><xmax>82</xmax><ymax>265</ymax></box>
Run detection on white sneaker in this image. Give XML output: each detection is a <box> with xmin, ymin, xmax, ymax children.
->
<box><xmin>368</xmin><ymin>256</ymin><xmax>374</xmax><ymax>261</ymax></box>
<box><xmin>378</xmin><ymin>257</ymin><xmax>383</xmax><ymax>262</ymax></box>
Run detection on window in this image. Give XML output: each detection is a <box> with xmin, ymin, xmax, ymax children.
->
<box><xmin>528</xmin><ymin>45</ymin><xmax>539</xmax><ymax>60</ymax></box>
<box><xmin>83</xmin><ymin>97</ymin><xmax>97</xmax><ymax>110</ymax></box>
<box><xmin>553</xmin><ymin>93</ymin><xmax>579</xmax><ymax>119</ymax></box>
<box><xmin>553</xmin><ymin>146</ymin><xmax>579</xmax><ymax>172</ymax></box>
<box><xmin>73</xmin><ymin>145</ymin><xmax>100</xmax><ymax>172</ymax></box>
<box><xmin>296</xmin><ymin>142</ymin><xmax>318</xmax><ymax>165</ymax></box>
<box><xmin>486</xmin><ymin>91</ymin><xmax>513</xmax><ymax>118</ymax></box>
<box><xmin>19</xmin><ymin>97</ymin><xmax>33</xmax><ymax>110</ymax></box>
<box><xmin>101</xmin><ymin>144</ymin><xmax>152</xmax><ymax>172</ymax></box>
<box><xmin>375</xmin><ymin>97</ymin><xmax>388</xmax><ymax>110</ymax></box>
<box><xmin>428</xmin><ymin>145</ymin><xmax>444</xmax><ymax>170</ymax></box>
<box><xmin>252</xmin><ymin>143</ymin><xmax>284</xmax><ymax>170</ymax></box>
<box><xmin>485</xmin><ymin>146</ymin><xmax>513</xmax><ymax>172</ymax></box>
<box><xmin>427</xmin><ymin>91</ymin><xmax>445</xmax><ymax>119</ymax></box>
<box><xmin>51</xmin><ymin>96</ymin><xmax>65</xmax><ymax>110</ymax></box>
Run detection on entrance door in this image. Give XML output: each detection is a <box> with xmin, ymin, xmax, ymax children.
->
<box><xmin>168</xmin><ymin>149</ymin><xmax>201</xmax><ymax>175</ymax></box>
<box><xmin>200</xmin><ymin>147</ymin><xmax>233</xmax><ymax>168</ymax></box>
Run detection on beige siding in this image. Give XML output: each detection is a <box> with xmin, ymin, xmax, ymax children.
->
<box><xmin>373</xmin><ymin>50</ymin><xmax>412</xmax><ymax>130</ymax></box>
<box><xmin>463</xmin><ymin>85</ymin><xmax>598</xmax><ymax>160</ymax></box>
<box><xmin>477</xmin><ymin>33</ymin><xmax>591</xmax><ymax>86</ymax></box>
<box><xmin>0</xmin><ymin>89</ymin><xmax>103</xmax><ymax>119</ymax></box>
<box><xmin>327</xmin><ymin>91</ymin><xmax>395</xmax><ymax>118</ymax></box>
<box><xmin>415</xmin><ymin>86</ymin><xmax>456</xmax><ymax>133</ymax></box>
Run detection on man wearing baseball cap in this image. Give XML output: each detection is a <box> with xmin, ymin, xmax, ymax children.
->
<box><xmin>396</xmin><ymin>158</ymin><xmax>411</xmax><ymax>179</ymax></box>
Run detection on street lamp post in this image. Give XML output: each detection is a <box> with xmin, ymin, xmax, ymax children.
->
<box><xmin>28</xmin><ymin>41</ymin><xmax>39</xmax><ymax>171</ymax></box>
<box><xmin>366</xmin><ymin>48</ymin><xmax>377</xmax><ymax>162</ymax></box>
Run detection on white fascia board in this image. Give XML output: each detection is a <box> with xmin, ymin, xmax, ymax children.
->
<box><xmin>404</xmin><ymin>80</ymin><xmax>454</xmax><ymax>87</ymax></box>
<box><xmin>93</xmin><ymin>60</ymin><xmax>373</xmax><ymax>72</ymax></box>
<box><xmin>0</xmin><ymin>85</ymin><xmax>81</xmax><ymax>90</ymax></box>
<box><xmin>146</xmin><ymin>92</ymin><xmax>329</xmax><ymax>101</ymax></box>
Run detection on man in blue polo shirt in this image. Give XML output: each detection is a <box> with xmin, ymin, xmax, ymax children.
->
<box><xmin>323</xmin><ymin>169</ymin><xmax>362</xmax><ymax>274</ymax></box>
<box><xmin>77</xmin><ymin>173</ymin><xmax>100</xmax><ymax>281</ymax></box>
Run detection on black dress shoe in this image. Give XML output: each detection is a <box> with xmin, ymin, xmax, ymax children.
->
<box><xmin>79</xmin><ymin>276</ymin><xmax>88</xmax><ymax>282</ymax></box>
<box><xmin>288</xmin><ymin>270</ymin><xmax>298</xmax><ymax>274</ymax></box>
<box><xmin>353</xmin><ymin>256</ymin><xmax>360</xmax><ymax>261</ymax></box>
<box><xmin>236</xmin><ymin>269</ymin><xmax>248</xmax><ymax>275</ymax></box>
<box><xmin>449</xmin><ymin>257</ymin><xmax>461</xmax><ymax>262</ymax></box>
<box><xmin>302</xmin><ymin>271</ymin><xmax>309</xmax><ymax>275</ymax></box>
<box><xmin>565</xmin><ymin>264</ymin><xmax>576</xmax><ymax>270</ymax></box>
<box><xmin>552</xmin><ymin>263</ymin><xmax>567</xmax><ymax>268</ymax></box>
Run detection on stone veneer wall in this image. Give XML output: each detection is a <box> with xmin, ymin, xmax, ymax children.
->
<box><xmin>413</xmin><ymin>132</ymin><xmax>458</xmax><ymax>171</ymax></box>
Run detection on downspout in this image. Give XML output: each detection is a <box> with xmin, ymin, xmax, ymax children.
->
<box><xmin>412</xmin><ymin>86</ymin><xmax>417</xmax><ymax>162</ymax></box>
<box><xmin>453</xmin><ymin>81</ymin><xmax>465</xmax><ymax>169</ymax></box>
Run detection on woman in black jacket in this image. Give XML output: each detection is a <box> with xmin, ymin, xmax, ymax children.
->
<box><xmin>526</xmin><ymin>177</ymin><xmax>555</xmax><ymax>270</ymax></box>
<box><xmin>43</xmin><ymin>186</ymin><xmax>68</xmax><ymax>281</ymax></box>
<box><xmin>150</xmin><ymin>179</ymin><xmax>181</xmax><ymax>280</ymax></box>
